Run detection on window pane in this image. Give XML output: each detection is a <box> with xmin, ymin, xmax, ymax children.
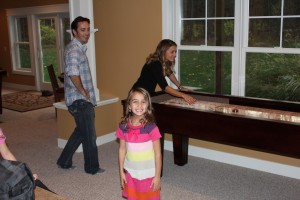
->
<box><xmin>246</xmin><ymin>53</ymin><xmax>300</xmax><ymax>102</ymax></box>
<box><xmin>180</xmin><ymin>50</ymin><xmax>231</xmax><ymax>95</ymax></box>
<box><xmin>16</xmin><ymin>17</ymin><xmax>29</xmax><ymax>42</ymax></box>
<box><xmin>283</xmin><ymin>18</ymin><xmax>300</xmax><ymax>48</ymax></box>
<box><xmin>284</xmin><ymin>0</ymin><xmax>300</xmax><ymax>15</ymax></box>
<box><xmin>249</xmin><ymin>0</ymin><xmax>281</xmax><ymax>16</ymax></box>
<box><xmin>181</xmin><ymin>0</ymin><xmax>205</xmax><ymax>18</ymax></box>
<box><xmin>18</xmin><ymin>43</ymin><xmax>31</xmax><ymax>68</ymax></box>
<box><xmin>207</xmin><ymin>19</ymin><xmax>234</xmax><ymax>46</ymax></box>
<box><xmin>248</xmin><ymin>18</ymin><xmax>280</xmax><ymax>47</ymax></box>
<box><xmin>181</xmin><ymin>20</ymin><xmax>205</xmax><ymax>45</ymax></box>
<box><xmin>40</xmin><ymin>18</ymin><xmax>57</xmax><ymax>82</ymax></box>
<box><xmin>207</xmin><ymin>0</ymin><xmax>234</xmax><ymax>17</ymax></box>
<box><xmin>40</xmin><ymin>19</ymin><xmax>56</xmax><ymax>48</ymax></box>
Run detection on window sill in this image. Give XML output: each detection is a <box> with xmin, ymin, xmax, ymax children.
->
<box><xmin>53</xmin><ymin>96</ymin><xmax>119</xmax><ymax>110</ymax></box>
<box><xmin>12</xmin><ymin>70</ymin><xmax>34</xmax><ymax>76</ymax></box>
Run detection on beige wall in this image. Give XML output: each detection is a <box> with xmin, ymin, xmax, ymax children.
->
<box><xmin>57</xmin><ymin>104</ymin><xmax>118</xmax><ymax>139</ymax></box>
<box><xmin>93</xmin><ymin>0</ymin><xmax>163</xmax><ymax>134</ymax></box>
<box><xmin>94</xmin><ymin>0</ymin><xmax>162</xmax><ymax>104</ymax></box>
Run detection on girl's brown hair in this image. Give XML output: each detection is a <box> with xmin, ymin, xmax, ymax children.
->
<box><xmin>121</xmin><ymin>87</ymin><xmax>155</xmax><ymax>125</ymax></box>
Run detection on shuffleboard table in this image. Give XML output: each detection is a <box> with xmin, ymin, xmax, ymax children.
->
<box><xmin>151</xmin><ymin>92</ymin><xmax>300</xmax><ymax>166</ymax></box>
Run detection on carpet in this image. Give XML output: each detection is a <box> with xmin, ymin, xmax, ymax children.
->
<box><xmin>2</xmin><ymin>90</ymin><xmax>55</xmax><ymax>112</ymax></box>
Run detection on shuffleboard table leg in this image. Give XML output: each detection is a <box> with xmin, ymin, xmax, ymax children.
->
<box><xmin>172</xmin><ymin>134</ymin><xmax>189</xmax><ymax>166</ymax></box>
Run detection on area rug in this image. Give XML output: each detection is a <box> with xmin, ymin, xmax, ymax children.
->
<box><xmin>2</xmin><ymin>90</ymin><xmax>55</xmax><ymax>112</ymax></box>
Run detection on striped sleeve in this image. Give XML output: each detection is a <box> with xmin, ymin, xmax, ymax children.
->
<box><xmin>149</xmin><ymin>126</ymin><xmax>162</xmax><ymax>141</ymax></box>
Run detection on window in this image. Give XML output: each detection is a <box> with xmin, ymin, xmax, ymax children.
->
<box><xmin>245</xmin><ymin>0</ymin><xmax>300</xmax><ymax>102</ymax></box>
<box><xmin>164</xmin><ymin>0</ymin><xmax>300</xmax><ymax>102</ymax></box>
<box><xmin>7</xmin><ymin>4</ymin><xmax>69</xmax><ymax>76</ymax></box>
<box><xmin>14</xmin><ymin>17</ymin><xmax>31</xmax><ymax>71</ymax></box>
<box><xmin>8</xmin><ymin>15</ymin><xmax>33</xmax><ymax>74</ymax></box>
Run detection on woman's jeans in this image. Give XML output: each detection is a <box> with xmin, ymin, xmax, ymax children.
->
<box><xmin>57</xmin><ymin>99</ymin><xmax>100</xmax><ymax>174</ymax></box>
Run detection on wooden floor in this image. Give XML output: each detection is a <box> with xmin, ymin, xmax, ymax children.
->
<box><xmin>35</xmin><ymin>187</ymin><xmax>66</xmax><ymax>200</ymax></box>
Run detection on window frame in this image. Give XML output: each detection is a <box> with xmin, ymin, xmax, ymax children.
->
<box><xmin>6</xmin><ymin>4</ymin><xmax>69</xmax><ymax>76</ymax></box>
<box><xmin>8</xmin><ymin>15</ymin><xmax>34</xmax><ymax>75</ymax></box>
<box><xmin>162</xmin><ymin>0</ymin><xmax>300</xmax><ymax>99</ymax></box>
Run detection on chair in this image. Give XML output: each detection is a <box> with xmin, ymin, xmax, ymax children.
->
<box><xmin>47</xmin><ymin>64</ymin><xmax>64</xmax><ymax>102</ymax></box>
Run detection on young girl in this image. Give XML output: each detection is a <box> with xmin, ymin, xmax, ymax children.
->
<box><xmin>116</xmin><ymin>87</ymin><xmax>162</xmax><ymax>200</ymax></box>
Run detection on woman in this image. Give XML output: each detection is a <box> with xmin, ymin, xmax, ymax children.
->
<box><xmin>132</xmin><ymin>39</ymin><xmax>196</xmax><ymax>104</ymax></box>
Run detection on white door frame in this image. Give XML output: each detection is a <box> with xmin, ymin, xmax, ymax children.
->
<box><xmin>31</xmin><ymin>4</ymin><xmax>69</xmax><ymax>91</ymax></box>
<box><xmin>35</xmin><ymin>14</ymin><xmax>60</xmax><ymax>91</ymax></box>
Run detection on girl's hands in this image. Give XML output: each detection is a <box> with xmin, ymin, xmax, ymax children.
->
<box><xmin>150</xmin><ymin>176</ymin><xmax>161</xmax><ymax>192</ymax></box>
<box><xmin>33</xmin><ymin>174</ymin><xmax>38</xmax><ymax>180</ymax></box>
<box><xmin>120</xmin><ymin>171</ymin><xmax>127</xmax><ymax>189</ymax></box>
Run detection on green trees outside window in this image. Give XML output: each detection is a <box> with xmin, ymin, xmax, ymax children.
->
<box><xmin>178</xmin><ymin>0</ymin><xmax>300</xmax><ymax>102</ymax></box>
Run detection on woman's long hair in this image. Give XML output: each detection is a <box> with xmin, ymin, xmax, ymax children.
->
<box><xmin>146</xmin><ymin>39</ymin><xmax>177</xmax><ymax>76</ymax></box>
<box><xmin>121</xmin><ymin>87</ymin><xmax>155</xmax><ymax>125</ymax></box>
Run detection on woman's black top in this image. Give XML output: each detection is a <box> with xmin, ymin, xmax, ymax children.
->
<box><xmin>132</xmin><ymin>60</ymin><xmax>168</xmax><ymax>95</ymax></box>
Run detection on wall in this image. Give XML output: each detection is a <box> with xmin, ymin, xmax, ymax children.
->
<box><xmin>93</xmin><ymin>0</ymin><xmax>163</xmax><ymax>131</ymax></box>
<box><xmin>94</xmin><ymin>0</ymin><xmax>162</xmax><ymax>108</ymax></box>
<box><xmin>0</xmin><ymin>0</ymin><xmax>68</xmax><ymax>86</ymax></box>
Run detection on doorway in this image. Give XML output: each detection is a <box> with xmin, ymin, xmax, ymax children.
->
<box><xmin>36</xmin><ymin>14</ymin><xmax>70</xmax><ymax>91</ymax></box>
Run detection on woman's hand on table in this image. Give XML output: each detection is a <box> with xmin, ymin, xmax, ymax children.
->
<box><xmin>182</xmin><ymin>94</ymin><xmax>196</xmax><ymax>104</ymax></box>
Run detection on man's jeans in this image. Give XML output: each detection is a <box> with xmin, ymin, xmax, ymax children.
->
<box><xmin>57</xmin><ymin>99</ymin><xmax>100</xmax><ymax>174</ymax></box>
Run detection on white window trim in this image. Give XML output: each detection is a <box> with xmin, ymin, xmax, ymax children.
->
<box><xmin>6</xmin><ymin>4</ymin><xmax>69</xmax><ymax>76</ymax></box>
<box><xmin>7</xmin><ymin>15</ymin><xmax>34</xmax><ymax>75</ymax></box>
<box><xmin>163</xmin><ymin>0</ymin><xmax>300</xmax><ymax>97</ymax></box>
<box><xmin>241</xmin><ymin>0</ymin><xmax>300</xmax><ymax>95</ymax></box>
<box><xmin>163</xmin><ymin>0</ymin><xmax>241</xmax><ymax>94</ymax></box>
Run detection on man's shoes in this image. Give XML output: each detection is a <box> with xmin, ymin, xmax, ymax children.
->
<box><xmin>57</xmin><ymin>165</ymin><xmax>76</xmax><ymax>170</ymax></box>
<box><xmin>88</xmin><ymin>168</ymin><xmax>105</xmax><ymax>175</ymax></box>
<box><xmin>96</xmin><ymin>168</ymin><xmax>106</xmax><ymax>174</ymax></box>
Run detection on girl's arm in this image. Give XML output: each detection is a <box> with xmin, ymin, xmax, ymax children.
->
<box><xmin>151</xmin><ymin>139</ymin><xmax>162</xmax><ymax>192</ymax></box>
<box><xmin>0</xmin><ymin>132</ymin><xmax>38</xmax><ymax>180</ymax></box>
<box><xmin>118</xmin><ymin>139</ymin><xmax>127</xmax><ymax>189</ymax></box>
<box><xmin>0</xmin><ymin>142</ymin><xmax>17</xmax><ymax>161</ymax></box>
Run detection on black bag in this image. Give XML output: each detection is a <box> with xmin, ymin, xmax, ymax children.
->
<box><xmin>0</xmin><ymin>159</ymin><xmax>35</xmax><ymax>200</ymax></box>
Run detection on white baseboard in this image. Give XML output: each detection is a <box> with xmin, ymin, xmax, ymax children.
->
<box><xmin>58</xmin><ymin>134</ymin><xmax>300</xmax><ymax>180</ymax></box>
<box><xmin>164</xmin><ymin>141</ymin><xmax>300</xmax><ymax>180</ymax></box>
<box><xmin>57</xmin><ymin>132</ymin><xmax>116</xmax><ymax>152</ymax></box>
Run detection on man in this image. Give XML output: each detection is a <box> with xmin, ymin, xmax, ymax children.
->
<box><xmin>57</xmin><ymin>16</ymin><xmax>104</xmax><ymax>175</ymax></box>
